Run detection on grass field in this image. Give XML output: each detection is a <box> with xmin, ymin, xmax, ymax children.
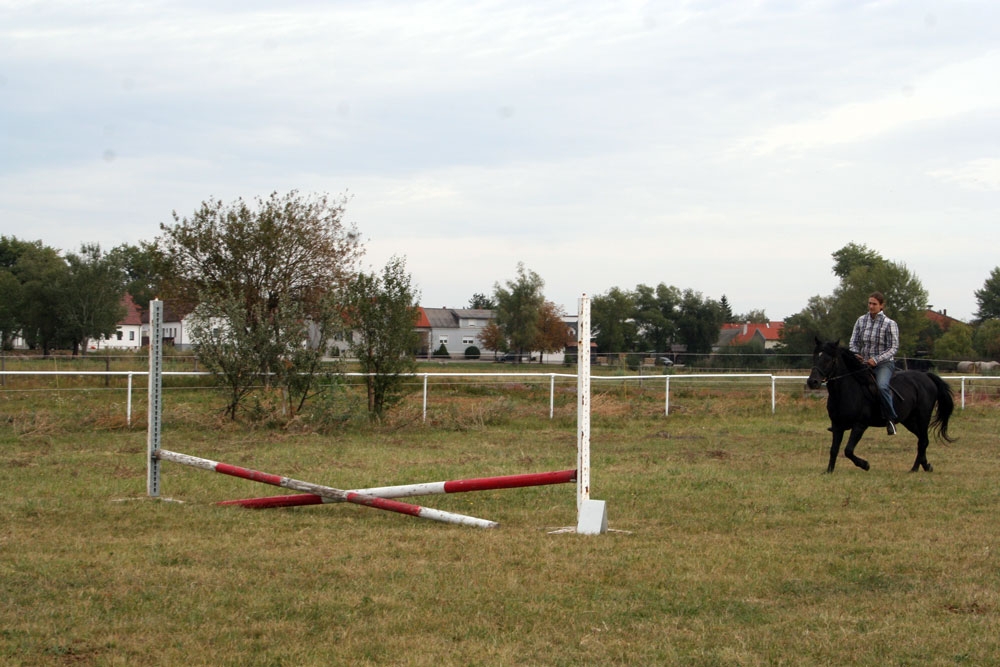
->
<box><xmin>2</xmin><ymin>376</ymin><xmax>999</xmax><ymax>666</ymax></box>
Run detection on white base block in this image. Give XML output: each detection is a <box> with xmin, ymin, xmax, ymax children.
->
<box><xmin>577</xmin><ymin>499</ymin><xmax>608</xmax><ymax>535</ymax></box>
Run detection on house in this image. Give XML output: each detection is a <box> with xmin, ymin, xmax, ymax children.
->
<box><xmin>416</xmin><ymin>307</ymin><xmax>497</xmax><ymax>359</ymax></box>
<box><xmin>717</xmin><ymin>321</ymin><xmax>785</xmax><ymax>351</ymax></box>
<box><xmin>90</xmin><ymin>294</ymin><xmax>144</xmax><ymax>351</ymax></box>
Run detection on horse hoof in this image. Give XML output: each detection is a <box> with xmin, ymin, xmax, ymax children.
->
<box><xmin>926</xmin><ymin>463</ymin><xmax>933</xmax><ymax>472</ymax></box>
<box><xmin>859</xmin><ymin>462</ymin><xmax>870</xmax><ymax>471</ymax></box>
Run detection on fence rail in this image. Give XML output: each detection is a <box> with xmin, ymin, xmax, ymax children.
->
<box><xmin>3</xmin><ymin>370</ymin><xmax>998</xmax><ymax>425</ymax></box>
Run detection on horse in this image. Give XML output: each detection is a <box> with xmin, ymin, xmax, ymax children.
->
<box><xmin>806</xmin><ymin>338</ymin><xmax>955</xmax><ymax>473</ymax></box>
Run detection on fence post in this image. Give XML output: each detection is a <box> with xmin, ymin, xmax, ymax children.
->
<box><xmin>422</xmin><ymin>374</ymin><xmax>429</xmax><ymax>422</ymax></box>
<box><xmin>664</xmin><ymin>376</ymin><xmax>670</xmax><ymax>416</ymax></box>
<box><xmin>549</xmin><ymin>373</ymin><xmax>555</xmax><ymax>419</ymax></box>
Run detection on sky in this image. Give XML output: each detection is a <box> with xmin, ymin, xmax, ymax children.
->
<box><xmin>2</xmin><ymin>1</ymin><xmax>998</xmax><ymax>322</ymax></box>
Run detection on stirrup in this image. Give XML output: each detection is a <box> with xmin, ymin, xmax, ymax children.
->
<box><xmin>886</xmin><ymin>421</ymin><xmax>896</xmax><ymax>436</ymax></box>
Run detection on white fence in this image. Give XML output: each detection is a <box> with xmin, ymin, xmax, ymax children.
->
<box><xmin>2</xmin><ymin>370</ymin><xmax>998</xmax><ymax>425</ymax></box>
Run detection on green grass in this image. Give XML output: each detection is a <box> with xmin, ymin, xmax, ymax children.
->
<box><xmin>1</xmin><ymin>380</ymin><xmax>998</xmax><ymax>666</ymax></box>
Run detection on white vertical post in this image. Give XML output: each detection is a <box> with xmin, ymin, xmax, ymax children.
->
<box><xmin>127</xmin><ymin>372</ymin><xmax>133</xmax><ymax>427</ymax></box>
<box><xmin>549</xmin><ymin>374</ymin><xmax>555</xmax><ymax>420</ymax></box>
<box><xmin>147</xmin><ymin>300</ymin><xmax>163</xmax><ymax>497</ymax></box>
<box><xmin>575</xmin><ymin>294</ymin><xmax>607</xmax><ymax>535</ymax></box>
<box><xmin>665</xmin><ymin>376</ymin><xmax>670</xmax><ymax>416</ymax></box>
<box><xmin>771</xmin><ymin>376</ymin><xmax>776</xmax><ymax>414</ymax></box>
<box><xmin>422</xmin><ymin>374</ymin><xmax>429</xmax><ymax>422</ymax></box>
<box><xmin>576</xmin><ymin>295</ymin><xmax>591</xmax><ymax>510</ymax></box>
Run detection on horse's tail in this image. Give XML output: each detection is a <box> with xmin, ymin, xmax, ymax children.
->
<box><xmin>928</xmin><ymin>373</ymin><xmax>956</xmax><ymax>443</ymax></box>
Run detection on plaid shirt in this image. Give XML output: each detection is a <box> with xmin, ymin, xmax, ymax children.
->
<box><xmin>849</xmin><ymin>311</ymin><xmax>899</xmax><ymax>365</ymax></box>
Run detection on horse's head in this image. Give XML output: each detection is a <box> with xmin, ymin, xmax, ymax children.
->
<box><xmin>806</xmin><ymin>337</ymin><xmax>840</xmax><ymax>390</ymax></box>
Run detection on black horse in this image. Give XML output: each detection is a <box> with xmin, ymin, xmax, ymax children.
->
<box><xmin>807</xmin><ymin>338</ymin><xmax>955</xmax><ymax>473</ymax></box>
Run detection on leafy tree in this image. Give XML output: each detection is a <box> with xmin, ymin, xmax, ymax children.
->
<box><xmin>60</xmin><ymin>244</ymin><xmax>127</xmax><ymax>355</ymax></box>
<box><xmin>467</xmin><ymin>292</ymin><xmax>497</xmax><ymax>310</ymax></box>
<box><xmin>779</xmin><ymin>295</ymin><xmax>837</xmax><ymax>358</ymax></box>
<box><xmin>493</xmin><ymin>263</ymin><xmax>545</xmax><ymax>362</ymax></box>
<box><xmin>0</xmin><ymin>267</ymin><xmax>22</xmax><ymax>350</ymax></box>
<box><xmin>477</xmin><ymin>320</ymin><xmax>506</xmax><ymax>357</ymax></box>
<box><xmin>934</xmin><ymin>322</ymin><xmax>975</xmax><ymax>360</ymax></box>
<box><xmin>344</xmin><ymin>257</ymin><xmax>420</xmax><ymax>420</ymax></box>
<box><xmin>108</xmin><ymin>241</ymin><xmax>169</xmax><ymax>310</ymax></box>
<box><xmin>11</xmin><ymin>241</ymin><xmax>69</xmax><ymax>355</ymax></box>
<box><xmin>973</xmin><ymin>319</ymin><xmax>1000</xmax><ymax>359</ymax></box>
<box><xmin>832</xmin><ymin>242</ymin><xmax>883</xmax><ymax>280</ymax></box>
<box><xmin>534</xmin><ymin>301</ymin><xmax>570</xmax><ymax>362</ymax></box>
<box><xmin>675</xmin><ymin>289</ymin><xmax>724</xmax><ymax>354</ymax></box>
<box><xmin>973</xmin><ymin>267</ymin><xmax>1000</xmax><ymax>323</ymax></box>
<box><xmin>159</xmin><ymin>190</ymin><xmax>362</xmax><ymax>418</ymax></box>
<box><xmin>633</xmin><ymin>283</ymin><xmax>679</xmax><ymax>352</ymax></box>
<box><xmin>733</xmin><ymin>309</ymin><xmax>769</xmax><ymax>324</ymax></box>
<box><xmin>591</xmin><ymin>286</ymin><xmax>637</xmax><ymax>353</ymax></box>
<box><xmin>186</xmin><ymin>291</ymin><xmax>274</xmax><ymax>421</ymax></box>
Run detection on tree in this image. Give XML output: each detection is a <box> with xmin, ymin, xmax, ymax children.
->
<box><xmin>467</xmin><ymin>292</ymin><xmax>497</xmax><ymax>310</ymax></box>
<box><xmin>832</xmin><ymin>242</ymin><xmax>883</xmax><ymax>280</ymax></box>
<box><xmin>107</xmin><ymin>241</ymin><xmax>169</xmax><ymax>310</ymax></box>
<box><xmin>973</xmin><ymin>267</ymin><xmax>1000</xmax><ymax>323</ymax></box>
<box><xmin>733</xmin><ymin>309</ymin><xmax>769</xmax><ymax>324</ymax></box>
<box><xmin>159</xmin><ymin>191</ymin><xmax>363</xmax><ymax>419</ymax></box>
<box><xmin>591</xmin><ymin>286</ymin><xmax>637</xmax><ymax>353</ymax></box>
<box><xmin>493</xmin><ymin>263</ymin><xmax>545</xmax><ymax>362</ymax></box>
<box><xmin>534</xmin><ymin>301</ymin><xmax>570</xmax><ymax>362</ymax></box>
<box><xmin>11</xmin><ymin>241</ymin><xmax>69</xmax><ymax>355</ymax></box>
<box><xmin>719</xmin><ymin>294</ymin><xmax>734</xmax><ymax>322</ymax></box>
<box><xmin>633</xmin><ymin>283</ymin><xmax>679</xmax><ymax>352</ymax></box>
<box><xmin>779</xmin><ymin>295</ymin><xmax>837</xmax><ymax>358</ymax></box>
<box><xmin>60</xmin><ymin>244</ymin><xmax>127</xmax><ymax>355</ymax></box>
<box><xmin>477</xmin><ymin>320</ymin><xmax>506</xmax><ymax>357</ymax></box>
<box><xmin>973</xmin><ymin>319</ymin><xmax>1000</xmax><ymax>359</ymax></box>
<box><xmin>344</xmin><ymin>257</ymin><xmax>420</xmax><ymax>420</ymax></box>
<box><xmin>934</xmin><ymin>322</ymin><xmax>975</xmax><ymax>360</ymax></box>
<box><xmin>675</xmin><ymin>289</ymin><xmax>724</xmax><ymax>354</ymax></box>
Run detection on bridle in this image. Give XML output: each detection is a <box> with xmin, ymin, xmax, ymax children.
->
<box><xmin>811</xmin><ymin>350</ymin><xmax>871</xmax><ymax>385</ymax></box>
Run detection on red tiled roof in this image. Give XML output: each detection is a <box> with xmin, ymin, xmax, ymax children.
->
<box><xmin>722</xmin><ymin>321</ymin><xmax>784</xmax><ymax>345</ymax></box>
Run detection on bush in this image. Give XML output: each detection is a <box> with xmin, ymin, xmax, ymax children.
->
<box><xmin>464</xmin><ymin>345</ymin><xmax>481</xmax><ymax>360</ymax></box>
<box><xmin>433</xmin><ymin>343</ymin><xmax>450</xmax><ymax>359</ymax></box>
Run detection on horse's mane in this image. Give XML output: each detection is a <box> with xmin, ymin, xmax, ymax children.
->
<box><xmin>822</xmin><ymin>340</ymin><xmax>869</xmax><ymax>377</ymax></box>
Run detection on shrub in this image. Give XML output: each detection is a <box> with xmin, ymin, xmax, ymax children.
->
<box><xmin>433</xmin><ymin>343</ymin><xmax>450</xmax><ymax>359</ymax></box>
<box><xmin>464</xmin><ymin>345</ymin><xmax>481</xmax><ymax>360</ymax></box>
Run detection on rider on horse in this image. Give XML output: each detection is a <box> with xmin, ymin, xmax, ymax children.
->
<box><xmin>849</xmin><ymin>291</ymin><xmax>899</xmax><ymax>435</ymax></box>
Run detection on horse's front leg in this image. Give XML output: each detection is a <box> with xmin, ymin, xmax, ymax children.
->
<box><xmin>843</xmin><ymin>426</ymin><xmax>870</xmax><ymax>471</ymax></box>
<box><xmin>826</xmin><ymin>428</ymin><xmax>845</xmax><ymax>473</ymax></box>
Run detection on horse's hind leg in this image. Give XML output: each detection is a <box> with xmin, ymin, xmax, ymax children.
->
<box><xmin>912</xmin><ymin>434</ymin><xmax>933</xmax><ymax>472</ymax></box>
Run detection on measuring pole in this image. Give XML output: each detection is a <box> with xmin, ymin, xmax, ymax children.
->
<box><xmin>147</xmin><ymin>299</ymin><xmax>163</xmax><ymax>497</ymax></box>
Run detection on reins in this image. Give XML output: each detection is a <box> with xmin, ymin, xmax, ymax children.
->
<box><xmin>813</xmin><ymin>351</ymin><xmax>872</xmax><ymax>385</ymax></box>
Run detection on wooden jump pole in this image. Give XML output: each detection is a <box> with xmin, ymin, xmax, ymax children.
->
<box><xmin>155</xmin><ymin>449</ymin><xmax>499</xmax><ymax>529</ymax></box>
<box><xmin>216</xmin><ymin>469</ymin><xmax>578</xmax><ymax>509</ymax></box>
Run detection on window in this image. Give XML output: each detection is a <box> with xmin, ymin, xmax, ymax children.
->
<box><xmin>116</xmin><ymin>331</ymin><xmax>123</xmax><ymax>341</ymax></box>
<box><xmin>439</xmin><ymin>335</ymin><xmax>449</xmax><ymax>345</ymax></box>
<box><xmin>463</xmin><ymin>336</ymin><xmax>476</xmax><ymax>345</ymax></box>
<box><xmin>129</xmin><ymin>331</ymin><xmax>135</xmax><ymax>341</ymax></box>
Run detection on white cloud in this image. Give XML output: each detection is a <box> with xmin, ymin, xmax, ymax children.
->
<box><xmin>929</xmin><ymin>158</ymin><xmax>1000</xmax><ymax>192</ymax></box>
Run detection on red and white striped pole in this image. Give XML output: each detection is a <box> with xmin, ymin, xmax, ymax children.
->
<box><xmin>217</xmin><ymin>469</ymin><xmax>578</xmax><ymax>509</ymax></box>
<box><xmin>155</xmin><ymin>449</ymin><xmax>498</xmax><ymax>529</ymax></box>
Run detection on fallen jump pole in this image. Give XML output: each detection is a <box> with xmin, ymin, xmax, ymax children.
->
<box><xmin>155</xmin><ymin>449</ymin><xmax>499</xmax><ymax>529</ymax></box>
<box><xmin>216</xmin><ymin>469</ymin><xmax>578</xmax><ymax>509</ymax></box>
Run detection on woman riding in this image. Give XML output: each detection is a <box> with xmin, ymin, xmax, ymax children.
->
<box><xmin>849</xmin><ymin>291</ymin><xmax>900</xmax><ymax>435</ymax></box>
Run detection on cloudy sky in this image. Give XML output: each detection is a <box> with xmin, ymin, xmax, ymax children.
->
<box><xmin>2</xmin><ymin>1</ymin><xmax>998</xmax><ymax>321</ymax></box>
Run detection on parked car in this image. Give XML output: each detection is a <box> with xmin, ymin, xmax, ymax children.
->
<box><xmin>497</xmin><ymin>352</ymin><xmax>531</xmax><ymax>363</ymax></box>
